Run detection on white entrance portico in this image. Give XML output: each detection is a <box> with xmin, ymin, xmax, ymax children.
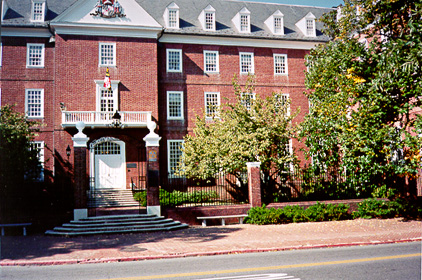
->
<box><xmin>90</xmin><ymin>137</ymin><xmax>126</xmax><ymax>190</ymax></box>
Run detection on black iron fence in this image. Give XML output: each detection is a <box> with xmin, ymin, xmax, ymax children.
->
<box><xmin>160</xmin><ymin>172</ymin><xmax>249</xmax><ymax>207</ymax></box>
<box><xmin>261</xmin><ymin>167</ymin><xmax>367</xmax><ymax>203</ymax></box>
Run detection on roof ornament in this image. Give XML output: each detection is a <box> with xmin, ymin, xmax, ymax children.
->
<box><xmin>91</xmin><ymin>0</ymin><xmax>126</xmax><ymax>18</ymax></box>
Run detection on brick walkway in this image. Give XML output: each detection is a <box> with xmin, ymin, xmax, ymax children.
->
<box><xmin>1</xmin><ymin>218</ymin><xmax>421</xmax><ymax>266</ymax></box>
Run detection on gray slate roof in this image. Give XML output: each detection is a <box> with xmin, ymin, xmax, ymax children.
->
<box><xmin>2</xmin><ymin>0</ymin><xmax>333</xmax><ymax>41</ymax></box>
<box><xmin>137</xmin><ymin>0</ymin><xmax>332</xmax><ymax>41</ymax></box>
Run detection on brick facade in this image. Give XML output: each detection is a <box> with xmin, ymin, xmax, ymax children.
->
<box><xmin>0</xmin><ymin>0</ymin><xmax>334</xmax><ymax>215</ymax></box>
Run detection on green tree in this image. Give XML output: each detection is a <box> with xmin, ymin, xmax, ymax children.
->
<box><xmin>0</xmin><ymin>105</ymin><xmax>42</xmax><ymax>222</ymax></box>
<box><xmin>301</xmin><ymin>0</ymin><xmax>422</xmax><ymax>198</ymax></box>
<box><xmin>178</xmin><ymin>75</ymin><xmax>299</xmax><ymax>202</ymax></box>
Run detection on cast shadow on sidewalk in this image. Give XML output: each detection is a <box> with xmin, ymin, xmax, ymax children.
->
<box><xmin>0</xmin><ymin>226</ymin><xmax>242</xmax><ymax>261</ymax></box>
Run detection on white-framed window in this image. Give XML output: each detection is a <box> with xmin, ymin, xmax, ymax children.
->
<box><xmin>306</xmin><ymin>19</ymin><xmax>315</xmax><ymax>37</ymax></box>
<box><xmin>99</xmin><ymin>43</ymin><xmax>116</xmax><ymax>67</ymax></box>
<box><xmin>276</xmin><ymin>93</ymin><xmax>290</xmax><ymax>116</ymax></box>
<box><xmin>240</xmin><ymin>14</ymin><xmax>250</xmax><ymax>32</ymax></box>
<box><xmin>239</xmin><ymin>52</ymin><xmax>254</xmax><ymax>74</ymax></box>
<box><xmin>166</xmin><ymin>49</ymin><xmax>183</xmax><ymax>73</ymax></box>
<box><xmin>30</xmin><ymin>141</ymin><xmax>45</xmax><ymax>182</ymax></box>
<box><xmin>31</xmin><ymin>0</ymin><xmax>45</xmax><ymax>22</ymax></box>
<box><xmin>204</xmin><ymin>92</ymin><xmax>220</xmax><ymax>119</ymax></box>
<box><xmin>95</xmin><ymin>80</ymin><xmax>119</xmax><ymax>118</ymax></box>
<box><xmin>168</xmin><ymin>10</ymin><xmax>178</xmax><ymax>28</ymax></box>
<box><xmin>26</xmin><ymin>43</ymin><xmax>45</xmax><ymax>68</ymax></box>
<box><xmin>274</xmin><ymin>16</ymin><xmax>283</xmax><ymax>34</ymax></box>
<box><xmin>241</xmin><ymin>92</ymin><xmax>255</xmax><ymax>110</ymax></box>
<box><xmin>274</xmin><ymin>54</ymin><xmax>288</xmax><ymax>75</ymax></box>
<box><xmin>204</xmin><ymin>51</ymin><xmax>219</xmax><ymax>73</ymax></box>
<box><xmin>164</xmin><ymin>3</ymin><xmax>179</xmax><ymax>29</ymax></box>
<box><xmin>205</xmin><ymin>12</ymin><xmax>215</xmax><ymax>30</ymax></box>
<box><xmin>167</xmin><ymin>91</ymin><xmax>184</xmax><ymax>120</ymax></box>
<box><xmin>168</xmin><ymin>140</ymin><xmax>184</xmax><ymax>176</ymax></box>
<box><xmin>25</xmin><ymin>89</ymin><xmax>44</xmax><ymax>118</ymax></box>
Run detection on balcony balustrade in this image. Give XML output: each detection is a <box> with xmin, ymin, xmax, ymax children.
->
<box><xmin>61</xmin><ymin>111</ymin><xmax>152</xmax><ymax>128</ymax></box>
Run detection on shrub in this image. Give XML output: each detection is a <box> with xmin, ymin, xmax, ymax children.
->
<box><xmin>133</xmin><ymin>191</ymin><xmax>147</xmax><ymax>206</ymax></box>
<box><xmin>353</xmin><ymin>198</ymin><xmax>400</xmax><ymax>219</ymax></box>
<box><xmin>306</xmin><ymin>202</ymin><xmax>351</xmax><ymax>222</ymax></box>
<box><xmin>245</xmin><ymin>202</ymin><xmax>351</xmax><ymax>225</ymax></box>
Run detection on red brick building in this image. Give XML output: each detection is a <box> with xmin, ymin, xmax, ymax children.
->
<box><xmin>0</xmin><ymin>0</ymin><xmax>333</xmax><ymax>218</ymax></box>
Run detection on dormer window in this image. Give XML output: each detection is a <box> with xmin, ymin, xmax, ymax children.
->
<box><xmin>199</xmin><ymin>5</ymin><xmax>216</xmax><ymax>31</ymax></box>
<box><xmin>295</xmin><ymin>12</ymin><xmax>316</xmax><ymax>37</ymax></box>
<box><xmin>265</xmin><ymin>10</ymin><xmax>284</xmax><ymax>35</ymax></box>
<box><xmin>31</xmin><ymin>0</ymin><xmax>46</xmax><ymax>22</ymax></box>
<box><xmin>164</xmin><ymin>2</ymin><xmax>179</xmax><ymax>29</ymax></box>
<box><xmin>232</xmin><ymin>8</ymin><xmax>251</xmax><ymax>33</ymax></box>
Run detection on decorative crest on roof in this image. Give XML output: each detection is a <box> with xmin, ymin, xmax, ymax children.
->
<box><xmin>90</xmin><ymin>0</ymin><xmax>126</xmax><ymax>18</ymax></box>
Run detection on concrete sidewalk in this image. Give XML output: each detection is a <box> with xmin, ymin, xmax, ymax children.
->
<box><xmin>1</xmin><ymin>218</ymin><xmax>421</xmax><ymax>266</ymax></box>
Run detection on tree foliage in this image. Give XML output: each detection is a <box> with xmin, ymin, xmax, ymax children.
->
<box><xmin>301</xmin><ymin>0</ymin><xmax>422</xmax><ymax>197</ymax></box>
<box><xmin>179</xmin><ymin>75</ymin><xmax>299</xmax><ymax>199</ymax></box>
<box><xmin>0</xmin><ymin>104</ymin><xmax>42</xmax><ymax>220</ymax></box>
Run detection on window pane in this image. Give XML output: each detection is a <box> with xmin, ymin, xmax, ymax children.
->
<box><xmin>240</xmin><ymin>15</ymin><xmax>249</xmax><ymax>32</ymax></box>
<box><xmin>274</xmin><ymin>55</ymin><xmax>286</xmax><ymax>74</ymax></box>
<box><xmin>26</xmin><ymin>90</ymin><xmax>43</xmax><ymax>117</ymax></box>
<box><xmin>168</xmin><ymin>141</ymin><xmax>183</xmax><ymax>175</ymax></box>
<box><xmin>306</xmin><ymin>19</ymin><xmax>314</xmax><ymax>36</ymax></box>
<box><xmin>168</xmin><ymin>92</ymin><xmax>182</xmax><ymax>118</ymax></box>
<box><xmin>33</xmin><ymin>2</ymin><xmax>43</xmax><ymax>21</ymax></box>
<box><xmin>100</xmin><ymin>44</ymin><xmax>115</xmax><ymax>66</ymax></box>
<box><xmin>240</xmin><ymin>53</ymin><xmax>253</xmax><ymax>73</ymax></box>
<box><xmin>241</xmin><ymin>92</ymin><xmax>255</xmax><ymax>110</ymax></box>
<box><xmin>28</xmin><ymin>45</ymin><xmax>43</xmax><ymax>66</ymax></box>
<box><xmin>168</xmin><ymin>50</ymin><xmax>181</xmax><ymax>71</ymax></box>
<box><xmin>100</xmin><ymin>89</ymin><xmax>114</xmax><ymax>112</ymax></box>
<box><xmin>205</xmin><ymin>92</ymin><xmax>219</xmax><ymax>118</ymax></box>
<box><xmin>205</xmin><ymin>52</ymin><xmax>217</xmax><ymax>72</ymax></box>
<box><xmin>274</xmin><ymin>17</ymin><xmax>282</xmax><ymax>34</ymax></box>
<box><xmin>169</xmin><ymin>10</ymin><xmax>178</xmax><ymax>28</ymax></box>
<box><xmin>205</xmin><ymin>12</ymin><xmax>214</xmax><ymax>30</ymax></box>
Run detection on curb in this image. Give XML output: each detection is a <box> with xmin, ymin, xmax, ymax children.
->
<box><xmin>1</xmin><ymin>238</ymin><xmax>420</xmax><ymax>267</ymax></box>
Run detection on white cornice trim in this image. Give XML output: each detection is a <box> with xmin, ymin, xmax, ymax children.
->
<box><xmin>159</xmin><ymin>34</ymin><xmax>324</xmax><ymax>50</ymax></box>
<box><xmin>1</xmin><ymin>27</ymin><xmax>51</xmax><ymax>37</ymax></box>
<box><xmin>52</xmin><ymin>23</ymin><xmax>163</xmax><ymax>39</ymax></box>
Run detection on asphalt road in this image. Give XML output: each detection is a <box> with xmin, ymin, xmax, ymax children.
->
<box><xmin>1</xmin><ymin>242</ymin><xmax>420</xmax><ymax>280</ymax></box>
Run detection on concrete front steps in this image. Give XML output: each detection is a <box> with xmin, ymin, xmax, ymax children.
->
<box><xmin>45</xmin><ymin>214</ymin><xmax>188</xmax><ymax>236</ymax></box>
<box><xmin>88</xmin><ymin>189</ymin><xmax>140</xmax><ymax>208</ymax></box>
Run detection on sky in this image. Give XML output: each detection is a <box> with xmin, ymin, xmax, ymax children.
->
<box><xmin>241</xmin><ymin>0</ymin><xmax>344</xmax><ymax>8</ymax></box>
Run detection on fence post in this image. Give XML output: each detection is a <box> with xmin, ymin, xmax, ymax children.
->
<box><xmin>143</xmin><ymin>121</ymin><xmax>162</xmax><ymax>216</ymax></box>
<box><xmin>247</xmin><ymin>162</ymin><xmax>262</xmax><ymax>207</ymax></box>
<box><xmin>71</xmin><ymin>121</ymin><xmax>89</xmax><ymax>221</ymax></box>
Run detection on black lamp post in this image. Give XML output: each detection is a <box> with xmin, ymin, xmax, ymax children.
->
<box><xmin>109</xmin><ymin>110</ymin><xmax>123</xmax><ymax>128</ymax></box>
<box><xmin>66</xmin><ymin>145</ymin><xmax>71</xmax><ymax>158</ymax></box>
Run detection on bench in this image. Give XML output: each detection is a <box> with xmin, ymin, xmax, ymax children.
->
<box><xmin>197</xmin><ymin>215</ymin><xmax>247</xmax><ymax>227</ymax></box>
<box><xmin>0</xmin><ymin>223</ymin><xmax>32</xmax><ymax>236</ymax></box>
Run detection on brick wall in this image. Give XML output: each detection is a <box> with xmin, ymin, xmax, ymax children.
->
<box><xmin>158</xmin><ymin>43</ymin><xmax>311</xmax><ymax>169</ymax></box>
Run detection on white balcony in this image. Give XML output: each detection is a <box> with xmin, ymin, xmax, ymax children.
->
<box><xmin>61</xmin><ymin>111</ymin><xmax>152</xmax><ymax>128</ymax></box>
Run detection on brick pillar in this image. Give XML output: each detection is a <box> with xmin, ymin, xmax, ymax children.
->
<box><xmin>71</xmin><ymin>121</ymin><xmax>89</xmax><ymax>220</ymax></box>
<box><xmin>247</xmin><ymin>162</ymin><xmax>262</xmax><ymax>207</ymax></box>
<box><xmin>143</xmin><ymin>122</ymin><xmax>161</xmax><ymax>216</ymax></box>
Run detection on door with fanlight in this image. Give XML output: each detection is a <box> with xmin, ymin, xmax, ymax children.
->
<box><xmin>94</xmin><ymin>141</ymin><xmax>125</xmax><ymax>189</ymax></box>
